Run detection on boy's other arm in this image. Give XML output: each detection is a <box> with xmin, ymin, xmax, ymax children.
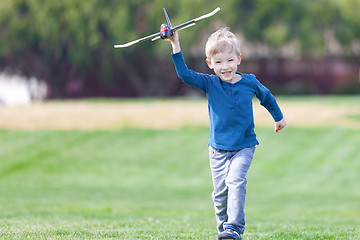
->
<box><xmin>254</xmin><ymin>78</ymin><xmax>286</xmax><ymax>132</ymax></box>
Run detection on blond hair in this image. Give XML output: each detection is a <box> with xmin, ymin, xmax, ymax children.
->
<box><xmin>205</xmin><ymin>27</ymin><xmax>241</xmax><ymax>59</ymax></box>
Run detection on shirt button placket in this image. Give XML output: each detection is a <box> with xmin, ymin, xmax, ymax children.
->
<box><xmin>233</xmin><ymin>85</ymin><xmax>239</xmax><ymax>105</ymax></box>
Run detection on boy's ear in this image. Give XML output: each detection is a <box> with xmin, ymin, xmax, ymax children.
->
<box><xmin>237</xmin><ymin>54</ymin><xmax>242</xmax><ymax>65</ymax></box>
<box><xmin>206</xmin><ymin>59</ymin><xmax>214</xmax><ymax>69</ymax></box>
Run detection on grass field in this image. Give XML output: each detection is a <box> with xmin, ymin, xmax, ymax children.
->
<box><xmin>0</xmin><ymin>96</ymin><xmax>360</xmax><ymax>239</ymax></box>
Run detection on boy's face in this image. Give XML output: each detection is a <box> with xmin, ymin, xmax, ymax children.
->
<box><xmin>206</xmin><ymin>50</ymin><xmax>242</xmax><ymax>83</ymax></box>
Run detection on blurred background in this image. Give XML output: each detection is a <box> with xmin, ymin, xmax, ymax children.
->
<box><xmin>1</xmin><ymin>2</ymin><xmax>359</xmax><ymax>238</ymax></box>
<box><xmin>0</xmin><ymin>0</ymin><xmax>359</xmax><ymax>104</ymax></box>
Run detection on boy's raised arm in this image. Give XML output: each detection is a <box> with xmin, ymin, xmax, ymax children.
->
<box><xmin>167</xmin><ymin>30</ymin><xmax>181</xmax><ymax>54</ymax></box>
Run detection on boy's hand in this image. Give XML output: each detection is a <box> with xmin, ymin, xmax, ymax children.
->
<box><xmin>274</xmin><ymin>118</ymin><xmax>286</xmax><ymax>133</ymax></box>
<box><xmin>165</xmin><ymin>30</ymin><xmax>181</xmax><ymax>54</ymax></box>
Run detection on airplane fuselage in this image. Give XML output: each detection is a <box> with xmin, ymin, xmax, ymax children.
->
<box><xmin>160</xmin><ymin>24</ymin><xmax>174</xmax><ymax>39</ymax></box>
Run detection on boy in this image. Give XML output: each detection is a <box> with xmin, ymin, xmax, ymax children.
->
<box><xmin>166</xmin><ymin>28</ymin><xmax>286</xmax><ymax>240</ymax></box>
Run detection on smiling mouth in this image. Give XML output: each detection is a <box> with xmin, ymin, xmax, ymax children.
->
<box><xmin>222</xmin><ymin>71</ymin><xmax>232</xmax><ymax>77</ymax></box>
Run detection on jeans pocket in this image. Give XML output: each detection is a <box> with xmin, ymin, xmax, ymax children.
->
<box><xmin>208</xmin><ymin>146</ymin><xmax>217</xmax><ymax>158</ymax></box>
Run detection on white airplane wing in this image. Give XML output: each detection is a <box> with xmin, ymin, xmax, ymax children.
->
<box><xmin>114</xmin><ymin>32</ymin><xmax>161</xmax><ymax>48</ymax></box>
<box><xmin>114</xmin><ymin>7</ymin><xmax>220</xmax><ymax>48</ymax></box>
<box><xmin>171</xmin><ymin>7</ymin><xmax>220</xmax><ymax>31</ymax></box>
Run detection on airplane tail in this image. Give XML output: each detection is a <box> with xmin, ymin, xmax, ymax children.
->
<box><xmin>163</xmin><ymin>8</ymin><xmax>172</xmax><ymax>28</ymax></box>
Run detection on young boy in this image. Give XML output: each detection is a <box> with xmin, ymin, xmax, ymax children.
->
<box><xmin>167</xmin><ymin>28</ymin><xmax>286</xmax><ymax>240</ymax></box>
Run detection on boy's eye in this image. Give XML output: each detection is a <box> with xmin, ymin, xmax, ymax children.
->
<box><xmin>229</xmin><ymin>59</ymin><xmax>234</xmax><ymax>62</ymax></box>
<box><xmin>215</xmin><ymin>61</ymin><xmax>221</xmax><ymax>64</ymax></box>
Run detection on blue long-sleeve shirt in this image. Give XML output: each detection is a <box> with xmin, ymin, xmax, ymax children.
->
<box><xmin>172</xmin><ymin>51</ymin><xmax>283</xmax><ymax>151</ymax></box>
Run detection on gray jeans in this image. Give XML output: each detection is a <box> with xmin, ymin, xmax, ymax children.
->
<box><xmin>208</xmin><ymin>146</ymin><xmax>255</xmax><ymax>235</ymax></box>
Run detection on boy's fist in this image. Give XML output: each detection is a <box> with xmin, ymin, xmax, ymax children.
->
<box><xmin>275</xmin><ymin>118</ymin><xmax>286</xmax><ymax>133</ymax></box>
<box><xmin>165</xmin><ymin>30</ymin><xmax>181</xmax><ymax>54</ymax></box>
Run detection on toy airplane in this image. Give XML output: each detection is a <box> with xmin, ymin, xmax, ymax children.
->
<box><xmin>114</xmin><ymin>7</ymin><xmax>220</xmax><ymax>48</ymax></box>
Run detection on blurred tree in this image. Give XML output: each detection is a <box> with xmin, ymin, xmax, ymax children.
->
<box><xmin>332</xmin><ymin>0</ymin><xmax>360</xmax><ymax>50</ymax></box>
<box><xmin>232</xmin><ymin>0</ymin><xmax>360</xmax><ymax>56</ymax></box>
<box><xmin>0</xmin><ymin>0</ymin><xmax>359</xmax><ymax>97</ymax></box>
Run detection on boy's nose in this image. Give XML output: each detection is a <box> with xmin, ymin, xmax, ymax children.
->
<box><xmin>222</xmin><ymin>63</ymin><xmax>229</xmax><ymax>69</ymax></box>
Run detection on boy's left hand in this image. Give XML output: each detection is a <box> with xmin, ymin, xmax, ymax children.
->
<box><xmin>165</xmin><ymin>30</ymin><xmax>181</xmax><ymax>54</ymax></box>
<box><xmin>274</xmin><ymin>118</ymin><xmax>286</xmax><ymax>133</ymax></box>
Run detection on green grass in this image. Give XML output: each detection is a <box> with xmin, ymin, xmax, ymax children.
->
<box><xmin>275</xmin><ymin>95</ymin><xmax>360</xmax><ymax>106</ymax></box>
<box><xmin>0</xmin><ymin>126</ymin><xmax>359</xmax><ymax>239</ymax></box>
<box><xmin>348</xmin><ymin>113</ymin><xmax>360</xmax><ymax>122</ymax></box>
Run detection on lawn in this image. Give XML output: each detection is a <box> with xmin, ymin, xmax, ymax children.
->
<box><xmin>0</xmin><ymin>97</ymin><xmax>360</xmax><ymax>239</ymax></box>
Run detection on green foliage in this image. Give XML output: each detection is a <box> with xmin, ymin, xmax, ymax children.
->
<box><xmin>0</xmin><ymin>0</ymin><xmax>359</xmax><ymax>96</ymax></box>
<box><xmin>331</xmin><ymin>0</ymin><xmax>360</xmax><ymax>45</ymax></box>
